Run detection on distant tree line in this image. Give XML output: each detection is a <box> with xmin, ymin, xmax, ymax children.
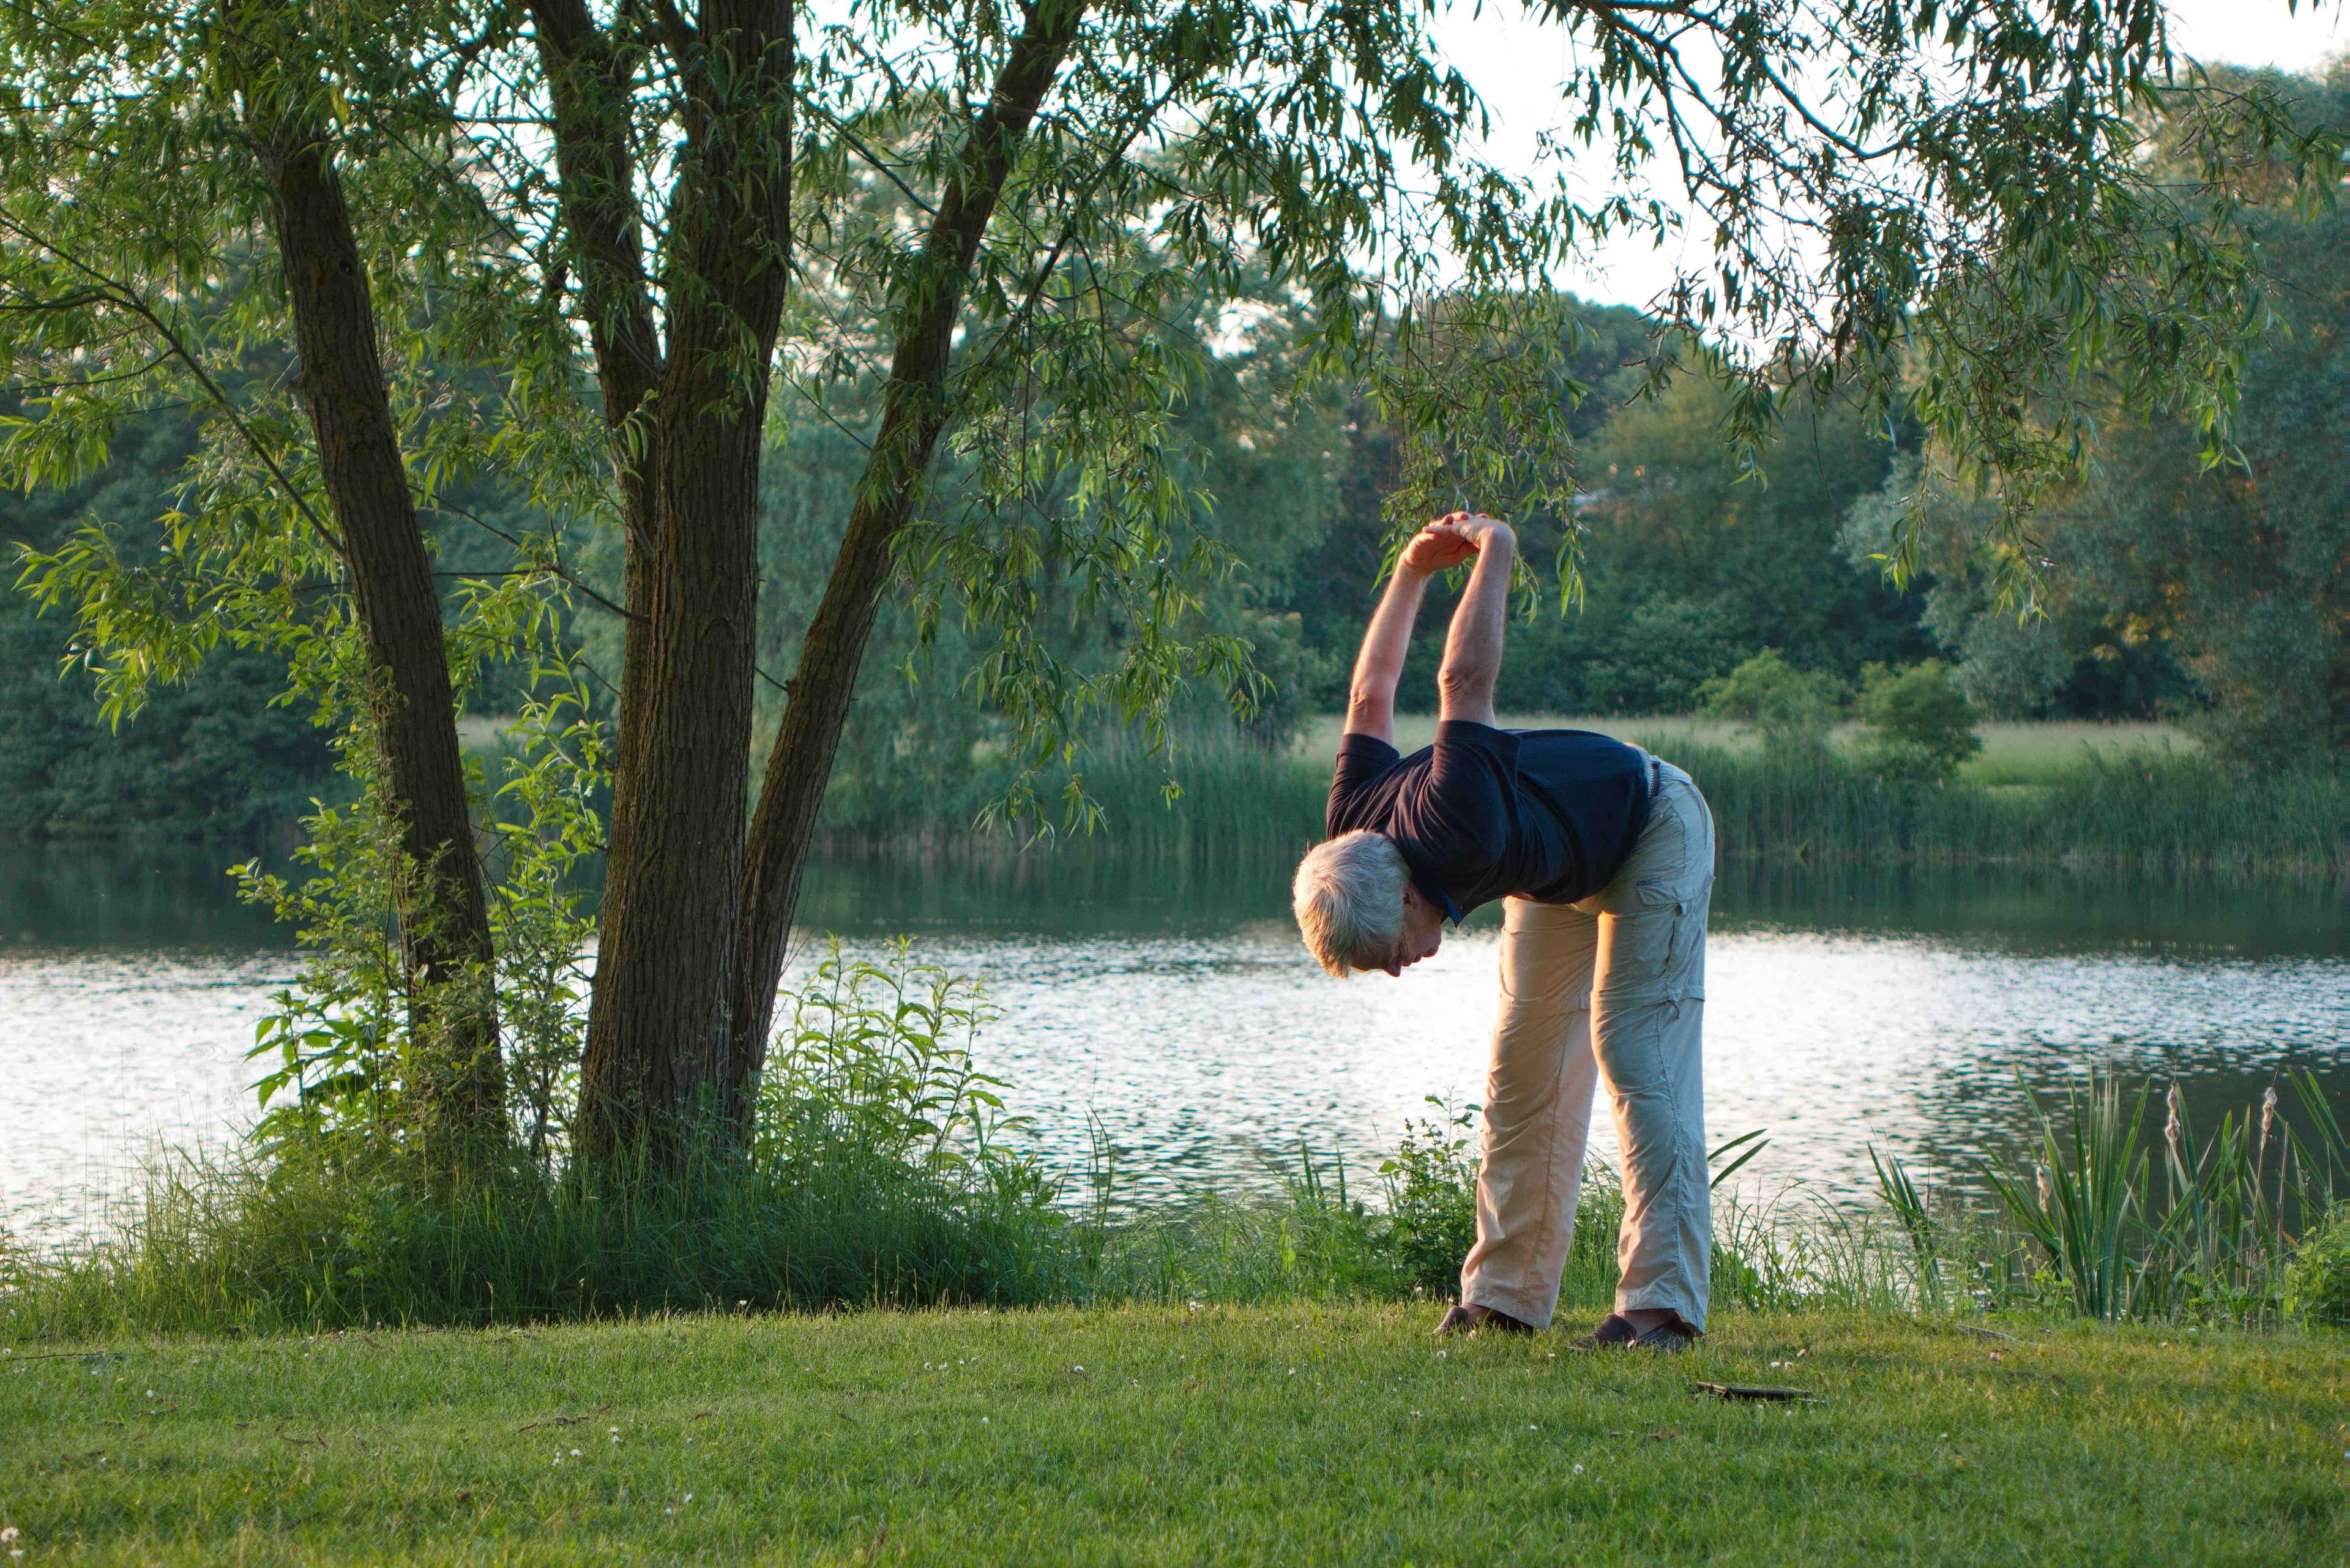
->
<box><xmin>7</xmin><ymin>106</ymin><xmax>2346</xmax><ymax>843</ymax></box>
<box><xmin>5</xmin><ymin>59</ymin><xmax>2341</xmax><ymax>848</ymax></box>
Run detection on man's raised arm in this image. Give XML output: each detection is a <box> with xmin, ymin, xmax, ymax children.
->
<box><xmin>1341</xmin><ymin>522</ymin><xmax>1460</xmax><ymax>741</ymax></box>
<box><xmin>1435</xmin><ymin>515</ymin><xmax>1515</xmax><ymax>729</ymax></box>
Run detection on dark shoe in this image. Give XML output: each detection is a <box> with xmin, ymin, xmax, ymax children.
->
<box><xmin>1570</xmin><ymin>1313</ymin><xmax>1698</xmax><ymax>1353</ymax></box>
<box><xmin>1569</xmin><ymin>1312</ymin><xmax>1639</xmax><ymax>1350</ymax></box>
<box><xmin>1433</xmin><ymin>1303</ymin><xmax>1537</xmax><ymax>1337</ymax></box>
<box><xmin>1630</xmin><ymin>1321</ymin><xmax>1698</xmax><ymax>1353</ymax></box>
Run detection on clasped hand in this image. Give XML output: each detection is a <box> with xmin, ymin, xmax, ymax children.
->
<box><xmin>1400</xmin><ymin>512</ymin><xmax>1513</xmax><ymax>577</ymax></box>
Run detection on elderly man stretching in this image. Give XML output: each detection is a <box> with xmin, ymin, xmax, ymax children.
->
<box><xmin>1291</xmin><ymin>512</ymin><xmax>1715</xmax><ymax>1350</ymax></box>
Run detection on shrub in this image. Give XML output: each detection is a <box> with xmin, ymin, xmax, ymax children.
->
<box><xmin>1857</xmin><ymin>659</ymin><xmax>1982</xmax><ymax>784</ymax></box>
<box><xmin>2285</xmin><ymin>1206</ymin><xmax>2350</xmax><ymax>1328</ymax></box>
<box><xmin>1374</xmin><ymin>1099</ymin><xmax>1481</xmax><ymax>1296</ymax></box>
<box><xmin>1698</xmin><ymin>649</ymin><xmax>1844</xmax><ymax>754</ymax></box>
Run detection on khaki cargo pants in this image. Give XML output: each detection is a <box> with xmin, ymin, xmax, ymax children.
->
<box><xmin>1460</xmin><ymin>758</ymin><xmax>1715</xmax><ymax>1332</ymax></box>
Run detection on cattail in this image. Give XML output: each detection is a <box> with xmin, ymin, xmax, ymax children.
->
<box><xmin>2259</xmin><ymin>1086</ymin><xmax>2279</xmax><ymax>1167</ymax></box>
<box><xmin>2165</xmin><ymin>1083</ymin><xmax>2184</xmax><ymax>1162</ymax></box>
<box><xmin>2035</xmin><ymin>1163</ymin><xmax>2053</xmax><ymax>1214</ymax></box>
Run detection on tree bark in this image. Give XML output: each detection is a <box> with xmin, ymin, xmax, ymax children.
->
<box><xmin>532</xmin><ymin>1</ymin><xmax>796</xmax><ymax>1160</ymax></box>
<box><xmin>726</xmin><ymin>1</ymin><xmax>1087</xmax><ymax>1115</ymax></box>
<box><xmin>244</xmin><ymin>109</ymin><xmax>503</xmax><ymax>1150</ymax></box>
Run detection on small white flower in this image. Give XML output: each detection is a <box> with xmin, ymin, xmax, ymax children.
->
<box><xmin>1</xmin><ymin>1528</ymin><xmax>18</xmax><ymax>1543</ymax></box>
<box><xmin>1434</xmin><ymin>1350</ymin><xmax>1447</xmax><ymax>1359</ymax></box>
<box><xmin>147</xmin><ymin>1389</ymin><xmax>155</xmax><ymax>1397</ymax></box>
<box><xmin>684</xmin><ymin>1493</ymin><xmax>693</xmax><ymax>1503</ymax></box>
<box><xmin>609</xmin><ymin>1427</ymin><xmax>619</xmax><ymax>1434</ymax></box>
<box><xmin>1073</xmin><ymin>1365</ymin><xmax>1084</xmax><ymax>1372</ymax></box>
<box><xmin>980</xmin><ymin>1417</ymin><xmax>989</xmax><ymax>1424</ymax></box>
<box><xmin>570</xmin><ymin>1447</ymin><xmax>582</xmax><ymax>1457</ymax></box>
<box><xmin>1529</xmin><ymin>1424</ymin><xmax>1539</xmax><ymax>1431</ymax></box>
<box><xmin>1573</xmin><ymin>1464</ymin><xmax>1583</xmax><ymax>1474</ymax></box>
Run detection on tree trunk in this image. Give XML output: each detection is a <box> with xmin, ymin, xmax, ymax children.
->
<box><xmin>531</xmin><ymin>1</ymin><xmax>797</xmax><ymax>1161</ymax></box>
<box><xmin>726</xmin><ymin>1</ymin><xmax>1087</xmax><ymax>1114</ymax></box>
<box><xmin>246</xmin><ymin>115</ymin><xmax>503</xmax><ymax>1151</ymax></box>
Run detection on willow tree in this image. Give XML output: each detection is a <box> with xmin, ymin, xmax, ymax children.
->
<box><xmin>0</xmin><ymin>1</ymin><xmax>2333</xmax><ymax>1168</ymax></box>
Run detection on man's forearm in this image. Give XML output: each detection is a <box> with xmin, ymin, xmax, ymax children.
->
<box><xmin>1437</xmin><ymin>531</ymin><xmax>1513</xmax><ymax>727</ymax></box>
<box><xmin>1346</xmin><ymin>566</ymin><xmax>1429</xmax><ymax>742</ymax></box>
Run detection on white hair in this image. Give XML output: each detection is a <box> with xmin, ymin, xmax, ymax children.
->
<box><xmin>1292</xmin><ymin>830</ymin><xmax>1410</xmax><ymax>977</ymax></box>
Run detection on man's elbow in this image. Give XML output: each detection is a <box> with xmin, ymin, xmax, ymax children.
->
<box><xmin>1435</xmin><ymin>665</ymin><xmax>1492</xmax><ymax>703</ymax></box>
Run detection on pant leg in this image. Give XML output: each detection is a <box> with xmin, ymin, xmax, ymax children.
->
<box><xmin>1586</xmin><ymin>764</ymin><xmax>1715</xmax><ymax>1331</ymax></box>
<box><xmin>1458</xmin><ymin>896</ymin><xmax>1602</xmax><ymax>1330</ymax></box>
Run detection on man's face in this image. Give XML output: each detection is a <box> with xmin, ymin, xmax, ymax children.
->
<box><xmin>1376</xmin><ymin>885</ymin><xmax>1446</xmax><ymax>976</ymax></box>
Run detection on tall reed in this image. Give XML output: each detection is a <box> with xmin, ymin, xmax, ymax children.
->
<box><xmin>1660</xmin><ymin>742</ymin><xmax>2348</xmax><ymax>873</ymax></box>
<box><xmin>816</xmin><ymin>729</ymin><xmax>2345</xmax><ymax>872</ymax></box>
<box><xmin>1866</xmin><ymin>1066</ymin><xmax>2350</xmax><ymax>1325</ymax></box>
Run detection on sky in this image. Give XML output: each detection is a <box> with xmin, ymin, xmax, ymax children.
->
<box><xmin>1425</xmin><ymin>0</ymin><xmax>2350</xmax><ymax>311</ymax></box>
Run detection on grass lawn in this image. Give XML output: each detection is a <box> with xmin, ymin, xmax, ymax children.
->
<box><xmin>4</xmin><ymin>1305</ymin><xmax>2342</xmax><ymax>1566</ymax></box>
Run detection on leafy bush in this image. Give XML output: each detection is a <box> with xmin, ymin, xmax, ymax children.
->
<box><xmin>756</xmin><ymin>941</ymin><xmax>1053</xmax><ymax>1212</ymax></box>
<box><xmin>2285</xmin><ymin>1206</ymin><xmax>2350</xmax><ymax>1328</ymax></box>
<box><xmin>6</xmin><ymin>941</ymin><xmax>1076</xmax><ymax>1337</ymax></box>
<box><xmin>1858</xmin><ymin>659</ymin><xmax>1982</xmax><ymax>783</ymax></box>
<box><xmin>1698</xmin><ymin>649</ymin><xmax>1844</xmax><ymax>754</ymax></box>
<box><xmin>1374</xmin><ymin>1099</ymin><xmax>1482</xmax><ymax>1296</ymax></box>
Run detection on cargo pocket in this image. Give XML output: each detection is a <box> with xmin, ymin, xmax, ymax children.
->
<box><xmin>1614</xmin><ymin>878</ymin><xmax>1707</xmax><ymax>1004</ymax></box>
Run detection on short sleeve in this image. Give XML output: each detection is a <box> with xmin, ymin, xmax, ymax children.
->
<box><xmin>1409</xmin><ymin>722</ymin><xmax>1518</xmax><ymax>870</ymax></box>
<box><xmin>1326</xmin><ymin>731</ymin><xmax>1400</xmax><ymax>835</ymax></box>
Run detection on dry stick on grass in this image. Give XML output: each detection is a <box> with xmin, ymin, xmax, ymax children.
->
<box><xmin>1956</xmin><ymin>1323</ymin><xmax>2020</xmax><ymax>1343</ymax></box>
<box><xmin>1692</xmin><ymin>1382</ymin><xmax>1816</xmax><ymax>1402</ymax></box>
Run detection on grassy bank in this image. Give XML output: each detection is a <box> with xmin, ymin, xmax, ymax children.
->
<box><xmin>2</xmin><ymin>1305</ymin><xmax>2341</xmax><ymax>1566</ymax></box>
<box><xmin>895</xmin><ymin>720</ymin><xmax>2345</xmax><ymax>872</ymax></box>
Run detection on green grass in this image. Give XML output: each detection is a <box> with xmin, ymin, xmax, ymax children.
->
<box><xmin>2</xmin><ymin>1305</ymin><xmax>2342</xmax><ymax>1565</ymax></box>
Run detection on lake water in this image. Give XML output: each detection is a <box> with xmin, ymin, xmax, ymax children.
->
<box><xmin>4</xmin><ymin>838</ymin><xmax>2346</xmax><ymax>1247</ymax></box>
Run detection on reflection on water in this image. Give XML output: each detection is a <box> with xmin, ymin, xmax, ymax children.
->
<box><xmin>4</xmin><ymin>837</ymin><xmax>2345</xmax><ymax>1243</ymax></box>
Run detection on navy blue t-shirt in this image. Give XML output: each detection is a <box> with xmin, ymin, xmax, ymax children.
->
<box><xmin>1326</xmin><ymin>722</ymin><xmax>1652</xmax><ymax>921</ymax></box>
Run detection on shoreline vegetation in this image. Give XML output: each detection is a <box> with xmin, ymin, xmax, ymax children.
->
<box><xmin>6</xmin><ymin>946</ymin><xmax>2341</xmax><ymax>1344</ymax></box>
<box><xmin>2</xmin><ymin>716</ymin><xmax>2338</xmax><ymax>879</ymax></box>
<box><xmin>810</xmin><ymin>716</ymin><xmax>2349</xmax><ymax>876</ymax></box>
